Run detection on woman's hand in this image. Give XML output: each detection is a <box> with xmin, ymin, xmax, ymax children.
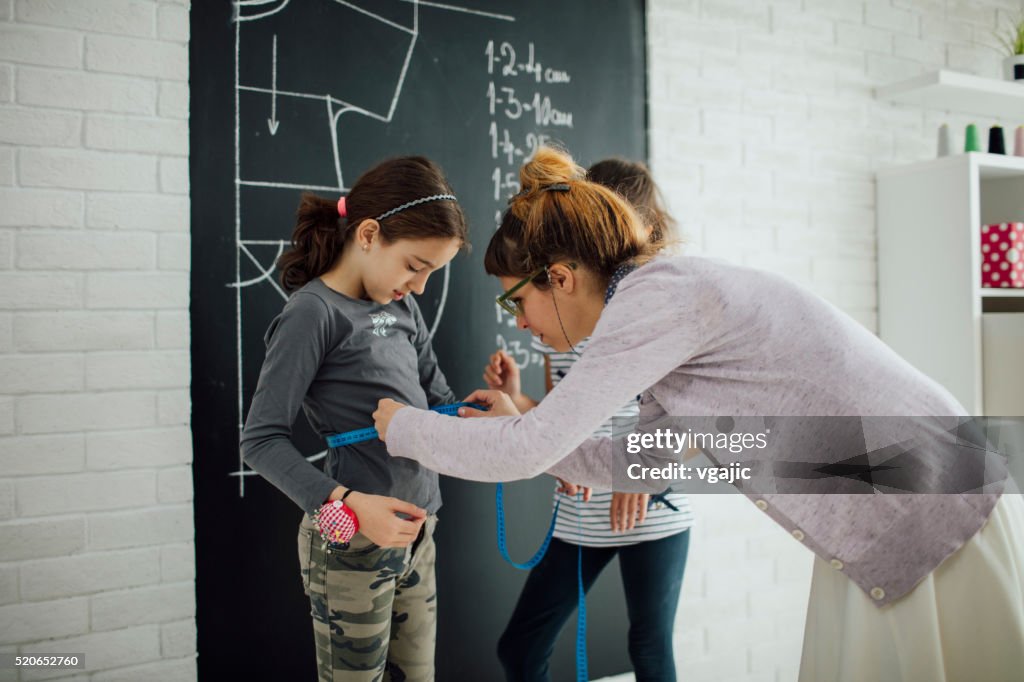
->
<box><xmin>372</xmin><ymin>398</ymin><xmax>407</xmax><ymax>441</ymax></box>
<box><xmin>343</xmin><ymin>491</ymin><xmax>426</xmax><ymax>548</ymax></box>
<box><xmin>610</xmin><ymin>492</ymin><xmax>649</xmax><ymax>532</ymax></box>
<box><xmin>457</xmin><ymin>389</ymin><xmax>521</xmax><ymax>417</ymax></box>
<box><xmin>555</xmin><ymin>478</ymin><xmax>592</xmax><ymax>502</ymax></box>
<box><xmin>483</xmin><ymin>350</ymin><xmax>521</xmax><ymax>397</ymax></box>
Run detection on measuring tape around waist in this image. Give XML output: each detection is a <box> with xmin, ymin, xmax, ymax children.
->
<box><xmin>324</xmin><ymin>402</ymin><xmax>484</xmax><ymax>448</ymax></box>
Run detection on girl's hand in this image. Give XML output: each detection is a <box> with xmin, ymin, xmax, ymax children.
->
<box><xmin>458</xmin><ymin>389</ymin><xmax>521</xmax><ymax>417</ymax></box>
<box><xmin>556</xmin><ymin>478</ymin><xmax>592</xmax><ymax>502</ymax></box>
<box><xmin>610</xmin><ymin>492</ymin><xmax>649</xmax><ymax>532</ymax></box>
<box><xmin>483</xmin><ymin>350</ymin><xmax>521</xmax><ymax>398</ymax></box>
<box><xmin>372</xmin><ymin>398</ymin><xmax>407</xmax><ymax>441</ymax></box>
<box><xmin>343</xmin><ymin>491</ymin><xmax>426</xmax><ymax>548</ymax></box>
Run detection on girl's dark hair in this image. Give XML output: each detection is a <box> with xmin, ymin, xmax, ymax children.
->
<box><xmin>587</xmin><ymin>158</ymin><xmax>677</xmax><ymax>245</ymax></box>
<box><xmin>277</xmin><ymin>156</ymin><xmax>468</xmax><ymax>293</ymax></box>
<box><xmin>483</xmin><ymin>146</ymin><xmax>661</xmax><ymax>290</ymax></box>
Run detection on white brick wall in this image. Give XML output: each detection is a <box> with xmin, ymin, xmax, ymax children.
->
<box><xmin>0</xmin><ymin>2</ymin><xmax>194</xmax><ymax>681</ymax></box>
<box><xmin>637</xmin><ymin>1</ymin><xmax>1024</xmax><ymax>681</ymax></box>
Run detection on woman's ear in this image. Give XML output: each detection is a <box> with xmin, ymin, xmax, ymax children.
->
<box><xmin>355</xmin><ymin>219</ymin><xmax>380</xmax><ymax>250</ymax></box>
<box><xmin>547</xmin><ymin>262</ymin><xmax>576</xmax><ymax>293</ymax></box>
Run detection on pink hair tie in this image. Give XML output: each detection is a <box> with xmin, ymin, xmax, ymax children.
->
<box><xmin>337</xmin><ymin>196</ymin><xmax>347</xmax><ymax>218</ymax></box>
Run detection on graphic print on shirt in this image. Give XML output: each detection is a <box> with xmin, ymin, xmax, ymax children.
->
<box><xmin>370</xmin><ymin>311</ymin><xmax>398</xmax><ymax>337</ymax></box>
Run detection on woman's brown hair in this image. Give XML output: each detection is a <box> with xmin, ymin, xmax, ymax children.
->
<box><xmin>483</xmin><ymin>146</ymin><xmax>661</xmax><ymax>290</ymax></box>
<box><xmin>587</xmin><ymin>157</ymin><xmax>677</xmax><ymax>245</ymax></box>
<box><xmin>277</xmin><ymin>156</ymin><xmax>468</xmax><ymax>293</ymax></box>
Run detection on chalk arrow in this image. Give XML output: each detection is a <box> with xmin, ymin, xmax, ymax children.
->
<box><xmin>267</xmin><ymin>34</ymin><xmax>279</xmax><ymax>135</ymax></box>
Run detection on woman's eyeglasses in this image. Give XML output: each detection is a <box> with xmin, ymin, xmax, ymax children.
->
<box><xmin>495</xmin><ymin>267</ymin><xmax>546</xmax><ymax>316</ymax></box>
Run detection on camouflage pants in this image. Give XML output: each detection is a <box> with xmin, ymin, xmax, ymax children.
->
<box><xmin>298</xmin><ymin>513</ymin><xmax>438</xmax><ymax>682</ymax></box>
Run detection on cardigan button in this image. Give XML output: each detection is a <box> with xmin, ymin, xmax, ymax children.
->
<box><xmin>870</xmin><ymin>587</ymin><xmax>886</xmax><ymax>601</ymax></box>
<box><xmin>791</xmin><ymin>529</ymin><xmax>805</xmax><ymax>542</ymax></box>
<box><xmin>830</xmin><ymin>559</ymin><xmax>844</xmax><ymax>570</ymax></box>
<box><xmin>755</xmin><ymin>500</ymin><xmax>768</xmax><ymax>511</ymax></box>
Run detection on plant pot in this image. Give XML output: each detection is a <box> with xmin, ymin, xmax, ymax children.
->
<box><xmin>1005</xmin><ymin>54</ymin><xmax>1024</xmax><ymax>82</ymax></box>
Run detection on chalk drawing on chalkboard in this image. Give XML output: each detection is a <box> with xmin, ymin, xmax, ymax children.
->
<box><xmin>230</xmin><ymin>0</ymin><xmax>514</xmax><ymax>494</ymax></box>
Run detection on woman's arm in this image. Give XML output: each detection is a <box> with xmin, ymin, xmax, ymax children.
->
<box><xmin>385</xmin><ymin>266</ymin><xmax>702</xmax><ymax>485</ymax></box>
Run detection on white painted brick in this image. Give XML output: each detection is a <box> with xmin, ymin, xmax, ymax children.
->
<box><xmin>158</xmin><ymin>80</ymin><xmax>188</xmax><ymax>119</ymax></box>
<box><xmin>0</xmin><ymin>598</ymin><xmax>88</xmax><ymax>644</ymax></box>
<box><xmin>0</xmin><ymin>354</ymin><xmax>84</xmax><ymax>394</ymax></box>
<box><xmin>812</xmin><ymin>256</ymin><xmax>877</xmax><ymax>285</ymax></box>
<box><xmin>865</xmin><ymin>0</ymin><xmax>918</xmax><ymax>34</ymax></box>
<box><xmin>772</xmin><ymin>61</ymin><xmax>835</xmax><ymax>95</ymax></box>
<box><xmin>704</xmin><ymin>166</ymin><xmax>772</xmax><ymax>199</ymax></box>
<box><xmin>772</xmin><ymin>6</ymin><xmax>835</xmax><ymax>42</ymax></box>
<box><xmin>19</xmin><ymin>547</ymin><xmax>160</xmax><ymax>602</ymax></box>
<box><xmin>0</xmin><ymin>230</ymin><xmax>10</xmax><ymax>269</ymax></box>
<box><xmin>157</xmin><ymin>465</ymin><xmax>192</xmax><ymax>503</ymax></box>
<box><xmin>0</xmin><ymin>480</ymin><xmax>12</xmax><ymax>519</ymax></box>
<box><xmin>90</xmin><ymin>657</ymin><xmax>195</xmax><ymax>682</ymax></box>
<box><xmin>0</xmin><ymin>147</ymin><xmax>13</xmax><ymax>185</ymax></box>
<box><xmin>744</xmin><ymin>142</ymin><xmax>810</xmax><ymax>172</ymax></box>
<box><xmin>813</xmin><ymin>149</ymin><xmax>873</xmax><ymax>177</ymax></box>
<box><xmin>20</xmin><ymin>625</ymin><xmax>160</xmax><ymax>675</ymax></box>
<box><xmin>92</xmin><ymin>583</ymin><xmax>194</xmax><ymax>632</ymax></box>
<box><xmin>86</xmin><ymin>350</ymin><xmax>188</xmax><ymax>390</ymax></box>
<box><xmin>947</xmin><ymin>0</ymin><xmax>999</xmax><ymax>27</ymax></box>
<box><xmin>0</xmin><ymin>433</ymin><xmax>85</xmax><ymax>476</ymax></box>
<box><xmin>702</xmin><ymin>109</ymin><xmax>772</xmax><ymax>140</ymax></box>
<box><xmin>0</xmin><ymin>566</ymin><xmax>17</xmax><ymax>606</ymax></box>
<box><xmin>0</xmin><ymin>517</ymin><xmax>86</xmax><ymax>561</ymax></box>
<box><xmin>0</xmin><ymin>0</ymin><xmax>9</xmax><ymax>20</ymax></box>
<box><xmin>160</xmin><ymin>542</ymin><xmax>194</xmax><ymax>583</ymax></box>
<box><xmin>701</xmin><ymin>0</ymin><xmax>770</xmax><ymax>30</ymax></box>
<box><xmin>657</xmin><ymin>22</ymin><xmax>738</xmax><ymax>52</ymax></box>
<box><xmin>893</xmin><ymin>34</ymin><xmax>946</xmax><ymax>65</ymax></box>
<box><xmin>803</xmin><ymin>0</ymin><xmax>864</xmax><ymax>22</ymax></box>
<box><xmin>158</xmin><ymin>233</ymin><xmax>190</xmax><ymax>270</ymax></box>
<box><xmin>948</xmin><ymin>44</ymin><xmax>1004</xmax><ymax>78</ymax></box>
<box><xmin>157</xmin><ymin>3</ymin><xmax>189</xmax><ymax>42</ymax></box>
<box><xmin>86</xmin><ymin>272</ymin><xmax>188</xmax><ymax>309</ymax></box>
<box><xmin>0</xmin><ymin>273</ymin><xmax>83</xmax><ymax>310</ymax></box>
<box><xmin>85</xmin><ymin>35</ymin><xmax>187</xmax><ymax>81</ymax></box>
<box><xmin>14</xmin><ymin>312</ymin><xmax>154</xmax><ymax>351</ymax></box>
<box><xmin>158</xmin><ymin>156</ymin><xmax>189</xmax><ymax>194</ymax></box>
<box><xmin>19</xmin><ymin>148</ymin><xmax>157</xmax><ymax>192</ymax></box>
<box><xmin>919</xmin><ymin>14</ymin><xmax>973</xmax><ymax>45</ymax></box>
<box><xmin>16</xmin><ymin>231</ymin><xmax>154</xmax><ymax>271</ymax></box>
<box><xmin>867</xmin><ymin>51</ymin><xmax>929</xmax><ymax>81</ymax></box>
<box><xmin>836</xmin><ymin>22</ymin><xmax>893</xmax><ymax>54</ymax></box>
<box><xmin>156</xmin><ymin>310</ymin><xmax>188</xmax><ymax>349</ymax></box>
<box><xmin>0</xmin><ymin>25</ymin><xmax>81</xmax><ymax>68</ymax></box>
<box><xmin>87</xmin><ymin>192</ymin><xmax>189</xmax><ymax>232</ymax></box>
<box><xmin>88</xmin><ymin>504</ymin><xmax>193</xmax><ymax>551</ymax></box>
<box><xmin>743</xmin><ymin>88</ymin><xmax>808</xmax><ymax>117</ymax></box>
<box><xmin>0</xmin><ymin>399</ymin><xmax>12</xmax><ymax>436</ymax></box>
<box><xmin>16</xmin><ymin>66</ymin><xmax>157</xmax><ymax>115</ymax></box>
<box><xmin>16</xmin><ymin>470</ymin><xmax>156</xmax><ymax>517</ymax></box>
<box><xmin>16</xmin><ymin>391</ymin><xmax>156</xmax><ymax>435</ymax></box>
<box><xmin>160</xmin><ymin>620</ymin><xmax>196</xmax><ymax>659</ymax></box>
<box><xmin>156</xmin><ymin>389</ymin><xmax>189</xmax><ymax>427</ymax></box>
<box><xmin>16</xmin><ymin>0</ymin><xmax>156</xmax><ymax>37</ymax></box>
<box><xmin>0</xmin><ymin>65</ymin><xmax>12</xmax><ymax>103</ymax></box>
<box><xmin>86</xmin><ymin>426</ymin><xmax>191</xmax><ymax>471</ymax></box>
<box><xmin>86</xmin><ymin>115</ymin><xmax>187</xmax><ymax>155</ymax></box>
<box><xmin>0</xmin><ymin>313</ymin><xmax>11</xmax><ymax>352</ymax></box>
<box><xmin>0</xmin><ymin>188</ymin><xmax>83</xmax><ymax>227</ymax></box>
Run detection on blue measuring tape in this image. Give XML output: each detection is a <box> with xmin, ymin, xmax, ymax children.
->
<box><xmin>324</xmin><ymin>402</ymin><xmax>483</xmax><ymax>448</ymax></box>
<box><xmin>326</xmin><ymin>402</ymin><xmax>589</xmax><ymax>681</ymax></box>
<box><xmin>497</xmin><ymin>483</ymin><xmax>588</xmax><ymax>682</ymax></box>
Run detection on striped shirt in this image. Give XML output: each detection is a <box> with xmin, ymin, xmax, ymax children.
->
<box><xmin>534</xmin><ymin>336</ymin><xmax>694</xmax><ymax>547</ymax></box>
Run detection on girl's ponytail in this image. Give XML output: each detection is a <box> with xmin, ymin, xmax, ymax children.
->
<box><xmin>278</xmin><ymin>193</ymin><xmax>351</xmax><ymax>293</ymax></box>
<box><xmin>277</xmin><ymin>157</ymin><xmax>468</xmax><ymax>294</ymax></box>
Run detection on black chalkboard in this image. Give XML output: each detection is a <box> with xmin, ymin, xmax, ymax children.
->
<box><xmin>190</xmin><ymin>2</ymin><xmax>648</xmax><ymax>679</ymax></box>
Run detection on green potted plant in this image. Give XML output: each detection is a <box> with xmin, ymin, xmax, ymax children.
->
<box><xmin>996</xmin><ymin>13</ymin><xmax>1024</xmax><ymax>82</ymax></box>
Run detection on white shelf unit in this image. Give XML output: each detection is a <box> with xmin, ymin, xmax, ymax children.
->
<box><xmin>876</xmin><ymin>70</ymin><xmax>1024</xmax><ymax>120</ymax></box>
<box><xmin>877</xmin><ymin>153</ymin><xmax>1024</xmax><ymax>416</ymax></box>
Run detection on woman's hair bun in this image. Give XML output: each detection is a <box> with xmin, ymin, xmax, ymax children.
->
<box><xmin>518</xmin><ymin>146</ymin><xmax>585</xmax><ymax>195</ymax></box>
